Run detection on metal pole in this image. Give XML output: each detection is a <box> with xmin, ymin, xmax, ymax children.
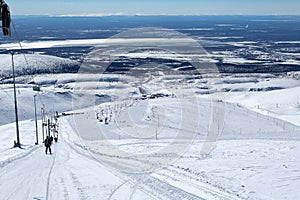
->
<box><xmin>34</xmin><ymin>95</ymin><xmax>38</xmax><ymax>145</ymax></box>
<box><xmin>45</xmin><ymin>117</ymin><xmax>47</xmax><ymax>138</ymax></box>
<box><xmin>43</xmin><ymin>104</ymin><xmax>45</xmax><ymax>139</ymax></box>
<box><xmin>47</xmin><ymin>118</ymin><xmax>50</xmax><ymax>137</ymax></box>
<box><xmin>11</xmin><ymin>52</ymin><xmax>21</xmax><ymax>148</ymax></box>
<box><xmin>41</xmin><ymin>106</ymin><xmax>45</xmax><ymax>142</ymax></box>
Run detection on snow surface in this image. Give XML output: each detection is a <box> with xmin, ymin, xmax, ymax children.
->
<box><xmin>0</xmin><ymin>69</ymin><xmax>299</xmax><ymax>199</ymax></box>
<box><xmin>0</xmin><ymin>38</ymin><xmax>196</xmax><ymax>50</ymax></box>
<box><xmin>0</xmin><ymin>37</ymin><xmax>300</xmax><ymax>199</ymax></box>
<box><xmin>0</xmin><ymin>54</ymin><xmax>79</xmax><ymax>79</ymax></box>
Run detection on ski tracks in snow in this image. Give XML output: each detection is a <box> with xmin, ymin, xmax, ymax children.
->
<box><xmin>0</xmin><ymin>144</ymin><xmax>56</xmax><ymax>200</ymax></box>
<box><xmin>107</xmin><ymin>171</ymin><xmax>241</xmax><ymax>200</ymax></box>
<box><xmin>69</xmin><ymin>171</ymin><xmax>89</xmax><ymax>200</ymax></box>
<box><xmin>0</xmin><ymin>116</ymin><xmax>244</xmax><ymax>200</ymax></box>
<box><xmin>46</xmin><ymin>145</ymin><xmax>57</xmax><ymax>200</ymax></box>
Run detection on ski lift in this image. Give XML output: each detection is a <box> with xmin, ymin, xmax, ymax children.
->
<box><xmin>0</xmin><ymin>0</ymin><xmax>11</xmax><ymax>36</ymax></box>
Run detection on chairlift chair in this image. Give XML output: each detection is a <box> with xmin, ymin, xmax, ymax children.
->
<box><xmin>0</xmin><ymin>0</ymin><xmax>11</xmax><ymax>36</ymax></box>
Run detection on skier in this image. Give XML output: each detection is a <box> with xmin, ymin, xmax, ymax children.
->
<box><xmin>44</xmin><ymin>136</ymin><xmax>52</xmax><ymax>155</ymax></box>
<box><xmin>54</xmin><ymin>131</ymin><xmax>58</xmax><ymax>142</ymax></box>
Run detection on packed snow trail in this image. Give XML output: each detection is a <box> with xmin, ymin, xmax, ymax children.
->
<box><xmin>0</xmin><ymin>116</ymin><xmax>244</xmax><ymax>200</ymax></box>
<box><xmin>58</xmin><ymin>117</ymin><xmax>242</xmax><ymax>200</ymax></box>
<box><xmin>1</xmin><ymin>96</ymin><xmax>299</xmax><ymax>200</ymax></box>
<box><xmin>0</xmin><ymin>145</ymin><xmax>54</xmax><ymax>200</ymax></box>
<box><xmin>0</xmin><ymin>119</ymin><xmax>124</xmax><ymax>200</ymax></box>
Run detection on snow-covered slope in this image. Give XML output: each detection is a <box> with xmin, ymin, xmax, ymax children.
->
<box><xmin>1</xmin><ymin>97</ymin><xmax>299</xmax><ymax>199</ymax></box>
<box><xmin>0</xmin><ymin>54</ymin><xmax>79</xmax><ymax>80</ymax></box>
<box><xmin>223</xmin><ymin>73</ymin><xmax>300</xmax><ymax>126</ymax></box>
<box><xmin>0</xmin><ymin>49</ymin><xmax>299</xmax><ymax>200</ymax></box>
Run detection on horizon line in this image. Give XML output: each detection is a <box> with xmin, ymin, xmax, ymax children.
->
<box><xmin>13</xmin><ymin>14</ymin><xmax>300</xmax><ymax>17</ymax></box>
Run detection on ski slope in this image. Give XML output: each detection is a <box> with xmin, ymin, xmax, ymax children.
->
<box><xmin>0</xmin><ymin>43</ymin><xmax>299</xmax><ymax>199</ymax></box>
<box><xmin>0</xmin><ymin>116</ymin><xmax>241</xmax><ymax>200</ymax></box>
<box><xmin>0</xmin><ymin>89</ymin><xmax>299</xmax><ymax>199</ymax></box>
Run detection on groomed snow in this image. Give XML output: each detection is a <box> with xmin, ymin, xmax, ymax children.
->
<box><xmin>0</xmin><ymin>52</ymin><xmax>299</xmax><ymax>199</ymax></box>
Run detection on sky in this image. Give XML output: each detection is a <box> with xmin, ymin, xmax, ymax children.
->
<box><xmin>6</xmin><ymin>0</ymin><xmax>300</xmax><ymax>16</ymax></box>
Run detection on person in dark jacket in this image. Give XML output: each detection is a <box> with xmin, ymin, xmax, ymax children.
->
<box><xmin>44</xmin><ymin>136</ymin><xmax>52</xmax><ymax>155</ymax></box>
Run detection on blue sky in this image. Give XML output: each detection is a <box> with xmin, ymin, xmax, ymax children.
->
<box><xmin>7</xmin><ymin>0</ymin><xmax>300</xmax><ymax>16</ymax></box>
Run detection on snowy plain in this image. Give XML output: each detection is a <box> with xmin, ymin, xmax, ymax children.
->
<box><xmin>1</xmin><ymin>67</ymin><xmax>299</xmax><ymax>199</ymax></box>
<box><xmin>0</xmin><ymin>21</ymin><xmax>300</xmax><ymax>199</ymax></box>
